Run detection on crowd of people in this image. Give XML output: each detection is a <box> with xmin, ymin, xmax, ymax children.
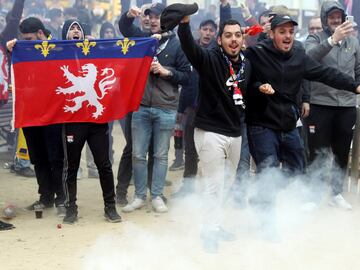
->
<box><xmin>0</xmin><ymin>0</ymin><xmax>359</xmax><ymax>254</ymax></box>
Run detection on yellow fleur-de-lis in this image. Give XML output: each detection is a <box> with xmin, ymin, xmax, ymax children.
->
<box><xmin>76</xmin><ymin>39</ymin><xmax>97</xmax><ymax>56</ymax></box>
<box><xmin>116</xmin><ymin>38</ymin><xmax>136</xmax><ymax>55</ymax></box>
<box><xmin>34</xmin><ymin>41</ymin><xmax>56</xmax><ymax>58</ymax></box>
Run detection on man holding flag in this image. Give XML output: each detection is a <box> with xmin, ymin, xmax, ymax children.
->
<box><xmin>58</xmin><ymin>19</ymin><xmax>122</xmax><ymax>224</ymax></box>
<box><xmin>7</xmin><ymin>17</ymin><xmax>66</xmax><ymax>217</ymax></box>
<box><xmin>9</xmin><ymin>16</ymin><xmax>158</xmax><ymax>223</ymax></box>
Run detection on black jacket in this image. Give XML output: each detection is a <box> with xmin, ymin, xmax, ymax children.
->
<box><xmin>178</xmin><ymin>23</ymin><xmax>251</xmax><ymax>137</ymax></box>
<box><xmin>0</xmin><ymin>0</ymin><xmax>24</xmax><ymax>103</ymax></box>
<box><xmin>99</xmin><ymin>21</ymin><xmax>116</xmax><ymax>39</ymax></box>
<box><xmin>0</xmin><ymin>0</ymin><xmax>24</xmax><ymax>45</ymax></box>
<box><xmin>245</xmin><ymin>39</ymin><xmax>358</xmax><ymax>131</ymax></box>
<box><xmin>178</xmin><ymin>39</ymin><xmax>217</xmax><ymax>113</ymax></box>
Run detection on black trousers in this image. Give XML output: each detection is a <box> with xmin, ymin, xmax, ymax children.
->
<box><xmin>116</xmin><ymin>113</ymin><xmax>133</xmax><ymax>196</ymax></box>
<box><xmin>23</xmin><ymin>124</ymin><xmax>64</xmax><ymax>206</ymax></box>
<box><xmin>116</xmin><ymin>112</ymin><xmax>154</xmax><ymax>196</ymax></box>
<box><xmin>183</xmin><ymin>107</ymin><xmax>198</xmax><ymax>178</ymax></box>
<box><xmin>63</xmin><ymin>123</ymin><xmax>115</xmax><ymax>209</ymax></box>
<box><xmin>306</xmin><ymin>104</ymin><xmax>356</xmax><ymax>195</ymax></box>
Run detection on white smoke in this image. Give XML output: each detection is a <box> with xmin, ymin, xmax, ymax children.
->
<box><xmin>82</xmin><ymin>154</ymin><xmax>358</xmax><ymax>269</ymax></box>
<box><xmin>82</xmin><ymin>222</ymin><xmax>200</xmax><ymax>270</ymax></box>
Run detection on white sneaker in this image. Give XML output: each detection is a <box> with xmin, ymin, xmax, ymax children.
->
<box><xmin>329</xmin><ymin>194</ymin><xmax>352</xmax><ymax>211</ymax></box>
<box><xmin>301</xmin><ymin>202</ymin><xmax>318</xmax><ymax>212</ymax></box>
<box><xmin>151</xmin><ymin>196</ymin><xmax>168</xmax><ymax>213</ymax></box>
<box><xmin>122</xmin><ymin>197</ymin><xmax>146</xmax><ymax>213</ymax></box>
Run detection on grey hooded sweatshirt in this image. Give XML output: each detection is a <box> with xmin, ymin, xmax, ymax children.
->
<box><xmin>305</xmin><ymin>0</ymin><xmax>360</xmax><ymax>107</ymax></box>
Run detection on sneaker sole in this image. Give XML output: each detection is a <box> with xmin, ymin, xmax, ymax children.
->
<box><xmin>0</xmin><ymin>225</ymin><xmax>15</xmax><ymax>231</ymax></box>
<box><xmin>104</xmin><ymin>214</ymin><xmax>122</xmax><ymax>223</ymax></box>
<box><xmin>121</xmin><ymin>205</ymin><xmax>145</xmax><ymax>213</ymax></box>
<box><xmin>169</xmin><ymin>166</ymin><xmax>185</xmax><ymax>171</ymax></box>
<box><xmin>63</xmin><ymin>217</ymin><xmax>78</xmax><ymax>224</ymax></box>
<box><xmin>25</xmin><ymin>205</ymin><xmax>53</xmax><ymax>211</ymax></box>
<box><xmin>116</xmin><ymin>201</ymin><xmax>128</xmax><ymax>207</ymax></box>
<box><xmin>152</xmin><ymin>207</ymin><xmax>168</xmax><ymax>213</ymax></box>
<box><xmin>328</xmin><ymin>202</ymin><xmax>352</xmax><ymax>210</ymax></box>
<box><xmin>122</xmin><ymin>201</ymin><xmax>146</xmax><ymax>213</ymax></box>
<box><xmin>153</xmin><ymin>210</ymin><xmax>168</xmax><ymax>213</ymax></box>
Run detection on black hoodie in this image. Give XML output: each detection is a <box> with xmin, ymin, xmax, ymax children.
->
<box><xmin>62</xmin><ymin>19</ymin><xmax>85</xmax><ymax>40</ymax></box>
<box><xmin>178</xmin><ymin>23</ymin><xmax>251</xmax><ymax>137</ymax></box>
<box><xmin>245</xmin><ymin>38</ymin><xmax>358</xmax><ymax>131</ymax></box>
<box><xmin>99</xmin><ymin>21</ymin><xmax>116</xmax><ymax>39</ymax></box>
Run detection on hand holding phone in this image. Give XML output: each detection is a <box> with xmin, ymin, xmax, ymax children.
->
<box><xmin>332</xmin><ymin>16</ymin><xmax>354</xmax><ymax>43</ymax></box>
<box><xmin>346</xmin><ymin>15</ymin><xmax>354</xmax><ymax>24</ymax></box>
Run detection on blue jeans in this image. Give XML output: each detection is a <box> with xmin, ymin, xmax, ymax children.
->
<box><xmin>247</xmin><ymin>126</ymin><xmax>304</xmax><ymax>174</ymax></box>
<box><xmin>132</xmin><ymin>106</ymin><xmax>176</xmax><ymax>199</ymax></box>
<box><xmin>247</xmin><ymin>126</ymin><xmax>304</xmax><ymax>208</ymax></box>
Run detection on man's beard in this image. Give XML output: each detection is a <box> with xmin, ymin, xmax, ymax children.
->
<box><xmin>225</xmin><ymin>49</ymin><xmax>240</xmax><ymax>62</ymax></box>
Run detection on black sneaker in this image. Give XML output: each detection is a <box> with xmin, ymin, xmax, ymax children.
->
<box><xmin>169</xmin><ymin>160</ymin><xmax>185</xmax><ymax>171</ymax></box>
<box><xmin>104</xmin><ymin>206</ymin><xmax>121</xmax><ymax>223</ymax></box>
<box><xmin>8</xmin><ymin>163</ymin><xmax>15</xmax><ymax>173</ymax></box>
<box><xmin>26</xmin><ymin>201</ymin><xmax>53</xmax><ymax>211</ymax></box>
<box><xmin>56</xmin><ymin>204</ymin><xmax>66</xmax><ymax>218</ymax></box>
<box><xmin>116</xmin><ymin>194</ymin><xmax>128</xmax><ymax>206</ymax></box>
<box><xmin>63</xmin><ymin>209</ymin><xmax>78</xmax><ymax>224</ymax></box>
<box><xmin>16</xmin><ymin>167</ymin><xmax>36</xmax><ymax>177</ymax></box>
<box><xmin>0</xmin><ymin>220</ymin><xmax>15</xmax><ymax>231</ymax></box>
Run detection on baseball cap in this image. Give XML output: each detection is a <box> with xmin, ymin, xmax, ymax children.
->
<box><xmin>160</xmin><ymin>3</ymin><xmax>199</xmax><ymax>33</ymax></box>
<box><xmin>327</xmin><ymin>7</ymin><xmax>343</xmax><ymax>16</ymax></box>
<box><xmin>199</xmin><ymin>19</ymin><xmax>217</xmax><ymax>30</ymax></box>
<box><xmin>19</xmin><ymin>17</ymin><xmax>51</xmax><ymax>37</ymax></box>
<box><xmin>144</xmin><ymin>3</ymin><xmax>165</xmax><ymax>16</ymax></box>
<box><xmin>270</xmin><ymin>14</ymin><xmax>298</xmax><ymax>30</ymax></box>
